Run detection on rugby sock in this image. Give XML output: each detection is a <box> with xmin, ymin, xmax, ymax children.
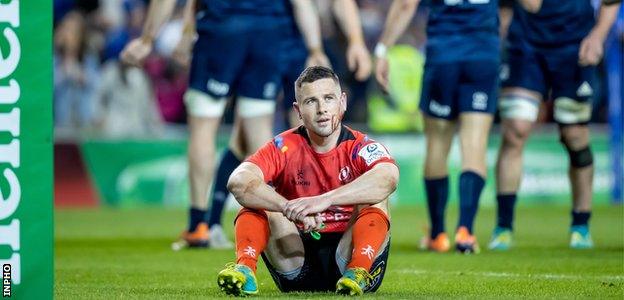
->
<box><xmin>496</xmin><ymin>193</ymin><xmax>517</xmax><ymax>230</ymax></box>
<box><xmin>188</xmin><ymin>207</ymin><xmax>207</xmax><ymax>232</ymax></box>
<box><xmin>235</xmin><ymin>208</ymin><xmax>269</xmax><ymax>272</ymax></box>
<box><xmin>571</xmin><ymin>210</ymin><xmax>591</xmax><ymax>227</ymax></box>
<box><xmin>424</xmin><ymin>177</ymin><xmax>449</xmax><ymax>239</ymax></box>
<box><xmin>208</xmin><ymin>149</ymin><xmax>242</xmax><ymax>227</ymax></box>
<box><xmin>347</xmin><ymin>207</ymin><xmax>389</xmax><ymax>272</ymax></box>
<box><xmin>457</xmin><ymin>171</ymin><xmax>486</xmax><ymax>233</ymax></box>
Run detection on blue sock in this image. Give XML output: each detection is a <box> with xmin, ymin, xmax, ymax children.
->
<box><xmin>189</xmin><ymin>207</ymin><xmax>207</xmax><ymax>232</ymax></box>
<box><xmin>571</xmin><ymin>211</ymin><xmax>591</xmax><ymax>227</ymax></box>
<box><xmin>424</xmin><ymin>177</ymin><xmax>449</xmax><ymax>239</ymax></box>
<box><xmin>496</xmin><ymin>194</ymin><xmax>517</xmax><ymax>230</ymax></box>
<box><xmin>207</xmin><ymin>149</ymin><xmax>242</xmax><ymax>227</ymax></box>
<box><xmin>457</xmin><ymin>171</ymin><xmax>486</xmax><ymax>233</ymax></box>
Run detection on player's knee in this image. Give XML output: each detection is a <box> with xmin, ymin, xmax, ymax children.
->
<box><xmin>356</xmin><ymin>207</ymin><xmax>390</xmax><ymax>226</ymax></box>
<box><xmin>502</xmin><ymin>122</ymin><xmax>530</xmax><ymax>149</ymax></box>
<box><xmin>234</xmin><ymin>207</ymin><xmax>268</xmax><ymax>223</ymax></box>
<box><xmin>559</xmin><ymin>126</ymin><xmax>593</xmax><ymax>168</ymax></box>
<box><xmin>565</xmin><ymin>145</ymin><xmax>593</xmax><ymax>168</ymax></box>
<box><xmin>559</xmin><ymin>125</ymin><xmax>589</xmax><ymax>149</ymax></box>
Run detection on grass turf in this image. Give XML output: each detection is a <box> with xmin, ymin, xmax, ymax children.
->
<box><xmin>55</xmin><ymin>204</ymin><xmax>624</xmax><ymax>298</ymax></box>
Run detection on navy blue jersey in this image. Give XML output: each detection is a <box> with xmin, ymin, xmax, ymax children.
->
<box><xmin>197</xmin><ymin>0</ymin><xmax>290</xmax><ymax>32</ymax></box>
<box><xmin>200</xmin><ymin>0</ymin><xmax>288</xmax><ymax>17</ymax></box>
<box><xmin>425</xmin><ymin>0</ymin><xmax>500</xmax><ymax>63</ymax></box>
<box><xmin>509</xmin><ymin>0</ymin><xmax>595</xmax><ymax>47</ymax></box>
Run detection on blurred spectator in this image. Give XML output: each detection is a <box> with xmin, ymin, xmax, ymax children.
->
<box><xmin>95</xmin><ymin>62</ymin><xmax>163</xmax><ymax>138</ymax></box>
<box><xmin>54</xmin><ymin>10</ymin><xmax>101</xmax><ymax>132</ymax></box>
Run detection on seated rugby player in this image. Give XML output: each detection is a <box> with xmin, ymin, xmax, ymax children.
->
<box><xmin>218</xmin><ymin>66</ymin><xmax>399</xmax><ymax>296</ymax></box>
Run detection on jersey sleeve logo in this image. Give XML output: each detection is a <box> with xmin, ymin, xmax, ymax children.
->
<box><xmin>358</xmin><ymin>143</ymin><xmax>390</xmax><ymax>166</ymax></box>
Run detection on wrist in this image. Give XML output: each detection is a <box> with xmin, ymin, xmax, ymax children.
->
<box><xmin>374</xmin><ymin>42</ymin><xmax>388</xmax><ymax>59</ymax></box>
<box><xmin>309</xmin><ymin>46</ymin><xmax>324</xmax><ymax>56</ymax></box>
<box><xmin>589</xmin><ymin>27</ymin><xmax>609</xmax><ymax>42</ymax></box>
<box><xmin>140</xmin><ymin>34</ymin><xmax>154</xmax><ymax>45</ymax></box>
<box><xmin>348</xmin><ymin>34</ymin><xmax>365</xmax><ymax>46</ymax></box>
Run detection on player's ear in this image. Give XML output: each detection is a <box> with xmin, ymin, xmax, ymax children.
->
<box><xmin>293</xmin><ymin>101</ymin><xmax>302</xmax><ymax>119</ymax></box>
<box><xmin>340</xmin><ymin>91</ymin><xmax>347</xmax><ymax>113</ymax></box>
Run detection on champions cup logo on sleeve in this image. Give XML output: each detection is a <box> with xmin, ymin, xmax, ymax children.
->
<box><xmin>358</xmin><ymin>143</ymin><xmax>390</xmax><ymax>166</ymax></box>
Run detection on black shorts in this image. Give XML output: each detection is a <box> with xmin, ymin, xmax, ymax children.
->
<box><xmin>261</xmin><ymin>232</ymin><xmax>390</xmax><ymax>293</ymax></box>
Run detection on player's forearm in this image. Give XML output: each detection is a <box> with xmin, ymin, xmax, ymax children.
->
<box><xmin>591</xmin><ymin>2</ymin><xmax>621</xmax><ymax>41</ymax></box>
<box><xmin>181</xmin><ymin>0</ymin><xmax>196</xmax><ymax>36</ymax></box>
<box><xmin>378</xmin><ymin>0</ymin><xmax>419</xmax><ymax>48</ymax></box>
<box><xmin>332</xmin><ymin>0</ymin><xmax>365</xmax><ymax>45</ymax></box>
<box><xmin>324</xmin><ymin>163</ymin><xmax>399</xmax><ymax>206</ymax></box>
<box><xmin>140</xmin><ymin>0</ymin><xmax>178</xmax><ymax>44</ymax></box>
<box><xmin>516</xmin><ymin>0</ymin><xmax>542</xmax><ymax>13</ymax></box>
<box><xmin>227</xmin><ymin>168</ymin><xmax>288</xmax><ymax>212</ymax></box>
<box><xmin>291</xmin><ymin>0</ymin><xmax>324</xmax><ymax>53</ymax></box>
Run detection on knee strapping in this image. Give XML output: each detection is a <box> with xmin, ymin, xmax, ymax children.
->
<box><xmin>566</xmin><ymin>146</ymin><xmax>593</xmax><ymax>168</ymax></box>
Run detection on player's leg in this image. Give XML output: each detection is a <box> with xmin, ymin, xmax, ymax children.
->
<box><xmin>490</xmin><ymin>44</ymin><xmax>546</xmax><ymax>250</ymax></box>
<box><xmin>421</xmin><ymin>116</ymin><xmax>455</xmax><ymax>252</ymax></box>
<box><xmin>454</xmin><ymin>59</ymin><xmax>498</xmax><ymax>253</ymax></box>
<box><xmin>218</xmin><ymin>208</ymin><xmax>271</xmax><ymax>296</ymax></box>
<box><xmin>206</xmin><ymin>117</ymin><xmax>247</xmax><ymax>249</ymax></box>
<box><xmin>549</xmin><ymin>53</ymin><xmax>596</xmax><ymax>248</ymax></box>
<box><xmin>418</xmin><ymin>62</ymin><xmax>460</xmax><ymax>252</ymax></box>
<box><xmin>490</xmin><ymin>88</ymin><xmax>541</xmax><ymax>250</ymax></box>
<box><xmin>559</xmin><ymin>124</ymin><xmax>594</xmax><ymax>248</ymax></box>
<box><xmin>175</xmin><ymin>28</ymin><xmax>246</xmax><ymax>249</ymax></box>
<box><xmin>185</xmin><ymin>111</ymin><xmax>222</xmax><ymax>247</ymax></box>
<box><xmin>219</xmin><ymin>208</ymin><xmax>315</xmax><ymax>295</ymax></box>
<box><xmin>335</xmin><ymin>201</ymin><xmax>391</xmax><ymax>295</ymax></box>
<box><xmin>455</xmin><ymin>112</ymin><xmax>492</xmax><ymax>253</ymax></box>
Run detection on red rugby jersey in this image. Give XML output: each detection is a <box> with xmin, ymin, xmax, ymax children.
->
<box><xmin>246</xmin><ymin>125</ymin><xmax>396</xmax><ymax>233</ymax></box>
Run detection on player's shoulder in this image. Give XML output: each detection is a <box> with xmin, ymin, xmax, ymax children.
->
<box><xmin>271</xmin><ymin>126</ymin><xmax>308</xmax><ymax>154</ymax></box>
<box><xmin>339</xmin><ymin>126</ymin><xmax>390</xmax><ymax>159</ymax></box>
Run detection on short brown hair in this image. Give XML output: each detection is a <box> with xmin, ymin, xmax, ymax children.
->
<box><xmin>295</xmin><ymin>66</ymin><xmax>340</xmax><ymax>90</ymax></box>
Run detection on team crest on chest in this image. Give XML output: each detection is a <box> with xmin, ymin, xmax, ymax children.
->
<box><xmin>339</xmin><ymin>166</ymin><xmax>352</xmax><ymax>183</ymax></box>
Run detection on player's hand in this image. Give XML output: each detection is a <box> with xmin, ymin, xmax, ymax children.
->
<box><xmin>172</xmin><ymin>33</ymin><xmax>195</xmax><ymax>68</ymax></box>
<box><xmin>579</xmin><ymin>31</ymin><xmax>604</xmax><ymax>66</ymax></box>
<box><xmin>120</xmin><ymin>37</ymin><xmax>153</xmax><ymax>67</ymax></box>
<box><xmin>306</xmin><ymin>49</ymin><xmax>332</xmax><ymax>68</ymax></box>
<box><xmin>346</xmin><ymin>42</ymin><xmax>372</xmax><ymax>81</ymax></box>
<box><xmin>283</xmin><ymin>196</ymin><xmax>332</xmax><ymax>223</ymax></box>
<box><xmin>375</xmin><ymin>57</ymin><xmax>390</xmax><ymax>92</ymax></box>
<box><xmin>301</xmin><ymin>214</ymin><xmax>324</xmax><ymax>233</ymax></box>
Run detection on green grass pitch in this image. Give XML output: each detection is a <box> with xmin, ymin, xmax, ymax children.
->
<box><xmin>55</xmin><ymin>204</ymin><xmax>623</xmax><ymax>298</ymax></box>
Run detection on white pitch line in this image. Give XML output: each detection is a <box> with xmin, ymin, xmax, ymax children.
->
<box><xmin>395</xmin><ymin>269</ymin><xmax>624</xmax><ymax>281</ymax></box>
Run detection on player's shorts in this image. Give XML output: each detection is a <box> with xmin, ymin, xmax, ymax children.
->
<box><xmin>262</xmin><ymin>232</ymin><xmax>390</xmax><ymax>293</ymax></box>
<box><xmin>188</xmin><ymin>17</ymin><xmax>283</xmax><ymax>102</ymax></box>
<box><xmin>501</xmin><ymin>42</ymin><xmax>595</xmax><ymax>125</ymax></box>
<box><xmin>419</xmin><ymin>59</ymin><xmax>499</xmax><ymax>120</ymax></box>
<box><xmin>280</xmin><ymin>35</ymin><xmax>307</xmax><ymax>111</ymax></box>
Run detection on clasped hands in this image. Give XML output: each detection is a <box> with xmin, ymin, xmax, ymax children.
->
<box><xmin>281</xmin><ymin>195</ymin><xmax>332</xmax><ymax>233</ymax></box>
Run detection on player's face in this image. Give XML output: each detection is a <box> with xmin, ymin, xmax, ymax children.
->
<box><xmin>294</xmin><ymin>78</ymin><xmax>346</xmax><ymax>138</ymax></box>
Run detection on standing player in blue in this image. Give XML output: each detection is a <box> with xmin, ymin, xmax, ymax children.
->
<box><xmin>121</xmin><ymin>0</ymin><xmax>326</xmax><ymax>250</ymax></box>
<box><xmin>375</xmin><ymin>0</ymin><xmax>512</xmax><ymax>253</ymax></box>
<box><xmin>375</xmin><ymin>0</ymin><xmax>530</xmax><ymax>253</ymax></box>
<box><xmin>198</xmin><ymin>0</ymin><xmax>372</xmax><ymax>249</ymax></box>
<box><xmin>489</xmin><ymin>0</ymin><xmax>622</xmax><ymax>250</ymax></box>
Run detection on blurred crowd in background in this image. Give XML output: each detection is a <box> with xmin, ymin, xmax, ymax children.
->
<box><xmin>53</xmin><ymin>0</ymin><xmax>623</xmax><ymax>140</ymax></box>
